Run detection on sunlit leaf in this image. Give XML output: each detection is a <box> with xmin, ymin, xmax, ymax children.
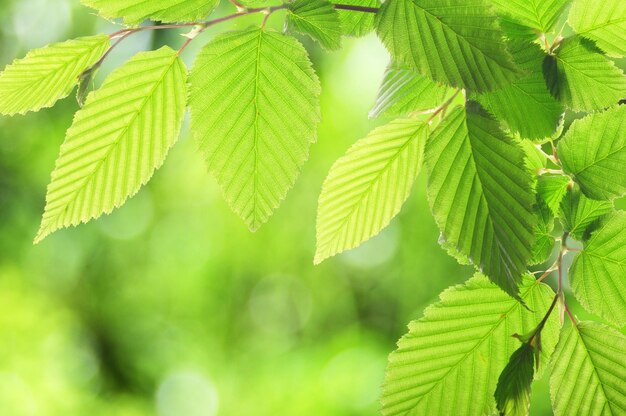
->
<box><xmin>80</xmin><ymin>0</ymin><xmax>219</xmax><ymax>25</ymax></box>
<box><xmin>287</xmin><ymin>0</ymin><xmax>342</xmax><ymax>50</ymax></box>
<box><xmin>568</xmin><ymin>0</ymin><xmax>626</xmax><ymax>57</ymax></box>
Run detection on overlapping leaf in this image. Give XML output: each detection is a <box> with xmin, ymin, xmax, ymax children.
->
<box><xmin>537</xmin><ymin>174</ymin><xmax>570</xmax><ymax>216</ymax></box>
<box><xmin>382</xmin><ymin>274</ymin><xmax>559</xmax><ymax>416</ymax></box>
<box><xmin>189</xmin><ymin>28</ymin><xmax>321</xmax><ymax>231</ymax></box>
<box><xmin>425</xmin><ymin>105</ymin><xmax>536</xmax><ymax>297</ymax></box>
<box><xmin>569</xmin><ymin>212</ymin><xmax>626</xmax><ymax>326</ymax></box>
<box><xmin>80</xmin><ymin>0</ymin><xmax>219</xmax><ymax>25</ymax></box>
<box><xmin>36</xmin><ymin>47</ymin><xmax>187</xmax><ymax>242</ymax></box>
<box><xmin>558</xmin><ymin>106</ymin><xmax>626</xmax><ymax>200</ymax></box>
<box><xmin>550</xmin><ymin>322</ymin><xmax>626</xmax><ymax>415</ymax></box>
<box><xmin>490</xmin><ymin>0</ymin><xmax>569</xmax><ymax>33</ymax></box>
<box><xmin>560</xmin><ymin>187</ymin><xmax>613</xmax><ymax>241</ymax></box>
<box><xmin>0</xmin><ymin>35</ymin><xmax>109</xmax><ymax>116</ymax></box>
<box><xmin>569</xmin><ymin>0</ymin><xmax>626</xmax><ymax>57</ymax></box>
<box><xmin>494</xmin><ymin>343</ymin><xmax>535</xmax><ymax>416</ymax></box>
<box><xmin>287</xmin><ymin>0</ymin><xmax>342</xmax><ymax>50</ymax></box>
<box><xmin>376</xmin><ymin>0</ymin><xmax>520</xmax><ymax>92</ymax></box>
<box><xmin>544</xmin><ymin>37</ymin><xmax>626</xmax><ymax>112</ymax></box>
<box><xmin>315</xmin><ymin>118</ymin><xmax>428</xmax><ymax>263</ymax></box>
<box><xmin>331</xmin><ymin>0</ymin><xmax>380</xmax><ymax>37</ymax></box>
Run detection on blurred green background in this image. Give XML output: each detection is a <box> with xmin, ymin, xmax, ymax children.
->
<box><xmin>0</xmin><ymin>1</ymin><xmax>623</xmax><ymax>415</ymax></box>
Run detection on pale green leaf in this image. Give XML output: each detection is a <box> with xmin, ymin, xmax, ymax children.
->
<box><xmin>0</xmin><ymin>35</ymin><xmax>109</xmax><ymax>116</ymax></box>
<box><xmin>560</xmin><ymin>186</ymin><xmax>613</xmax><ymax>241</ymax></box>
<box><xmin>36</xmin><ymin>47</ymin><xmax>187</xmax><ymax>242</ymax></box>
<box><xmin>550</xmin><ymin>322</ymin><xmax>626</xmax><ymax>415</ymax></box>
<box><xmin>495</xmin><ymin>343</ymin><xmax>535</xmax><ymax>416</ymax></box>
<box><xmin>569</xmin><ymin>212</ymin><xmax>626</xmax><ymax>326</ymax></box>
<box><xmin>189</xmin><ymin>28</ymin><xmax>321</xmax><ymax>231</ymax></box>
<box><xmin>569</xmin><ymin>0</ymin><xmax>626</xmax><ymax>57</ymax></box>
<box><xmin>315</xmin><ymin>118</ymin><xmax>427</xmax><ymax>263</ymax></box>
<box><xmin>520</xmin><ymin>139</ymin><xmax>547</xmax><ymax>174</ymax></box>
<box><xmin>382</xmin><ymin>274</ymin><xmax>559</xmax><ymax>416</ymax></box>
<box><xmin>530</xmin><ymin>204</ymin><xmax>555</xmax><ymax>266</ymax></box>
<box><xmin>287</xmin><ymin>0</ymin><xmax>342</xmax><ymax>50</ymax></box>
<box><xmin>476</xmin><ymin>41</ymin><xmax>563</xmax><ymax>140</ymax></box>
<box><xmin>537</xmin><ymin>173</ymin><xmax>571</xmax><ymax>216</ymax></box>
<box><xmin>375</xmin><ymin>0</ymin><xmax>520</xmax><ymax>92</ymax></box>
<box><xmin>425</xmin><ymin>105</ymin><xmax>536</xmax><ymax>297</ymax></box>
<box><xmin>544</xmin><ymin>37</ymin><xmax>626</xmax><ymax>112</ymax></box>
<box><xmin>558</xmin><ymin>106</ymin><xmax>626</xmax><ymax>200</ymax></box>
<box><xmin>490</xmin><ymin>0</ymin><xmax>570</xmax><ymax>33</ymax></box>
<box><xmin>80</xmin><ymin>0</ymin><xmax>219</xmax><ymax>25</ymax></box>
<box><xmin>370</xmin><ymin>62</ymin><xmax>454</xmax><ymax>119</ymax></box>
<box><xmin>331</xmin><ymin>0</ymin><xmax>380</xmax><ymax>37</ymax></box>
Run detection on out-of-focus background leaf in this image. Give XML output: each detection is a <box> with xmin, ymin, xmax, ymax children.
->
<box><xmin>0</xmin><ymin>1</ymin><xmax>623</xmax><ymax>415</ymax></box>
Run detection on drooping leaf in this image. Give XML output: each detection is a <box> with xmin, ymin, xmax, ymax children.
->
<box><xmin>537</xmin><ymin>173</ymin><xmax>571</xmax><ymax>216</ymax></box>
<box><xmin>315</xmin><ymin>118</ymin><xmax>428</xmax><ymax>263</ymax></box>
<box><xmin>189</xmin><ymin>28</ymin><xmax>321</xmax><ymax>231</ymax></box>
<box><xmin>375</xmin><ymin>0</ymin><xmax>520</xmax><ymax>92</ymax></box>
<box><xmin>425</xmin><ymin>105</ymin><xmax>536</xmax><ymax>297</ymax></box>
<box><xmin>369</xmin><ymin>62</ymin><xmax>454</xmax><ymax>119</ymax></box>
<box><xmin>36</xmin><ymin>47</ymin><xmax>187</xmax><ymax>242</ymax></box>
<box><xmin>80</xmin><ymin>0</ymin><xmax>219</xmax><ymax>25</ymax></box>
<box><xmin>287</xmin><ymin>0</ymin><xmax>342</xmax><ymax>50</ymax></box>
<box><xmin>568</xmin><ymin>0</ymin><xmax>626</xmax><ymax>57</ymax></box>
<box><xmin>544</xmin><ymin>37</ymin><xmax>626</xmax><ymax>112</ymax></box>
<box><xmin>550</xmin><ymin>322</ymin><xmax>626</xmax><ymax>415</ymax></box>
<box><xmin>381</xmin><ymin>274</ymin><xmax>559</xmax><ymax>416</ymax></box>
<box><xmin>558</xmin><ymin>106</ymin><xmax>626</xmax><ymax>200</ymax></box>
<box><xmin>331</xmin><ymin>0</ymin><xmax>380</xmax><ymax>37</ymax></box>
<box><xmin>494</xmin><ymin>343</ymin><xmax>535</xmax><ymax>416</ymax></box>
<box><xmin>559</xmin><ymin>186</ymin><xmax>613</xmax><ymax>241</ymax></box>
<box><xmin>569</xmin><ymin>212</ymin><xmax>626</xmax><ymax>326</ymax></box>
<box><xmin>476</xmin><ymin>41</ymin><xmax>563</xmax><ymax>140</ymax></box>
<box><xmin>0</xmin><ymin>35</ymin><xmax>109</xmax><ymax>116</ymax></box>
<box><xmin>490</xmin><ymin>0</ymin><xmax>570</xmax><ymax>33</ymax></box>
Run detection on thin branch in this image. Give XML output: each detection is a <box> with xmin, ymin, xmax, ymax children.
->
<box><xmin>333</xmin><ymin>4</ymin><xmax>380</xmax><ymax>13</ymax></box>
<box><xmin>427</xmin><ymin>89</ymin><xmax>462</xmax><ymax>123</ymax></box>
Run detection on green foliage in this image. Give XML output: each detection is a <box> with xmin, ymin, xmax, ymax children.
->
<box><xmin>425</xmin><ymin>105</ymin><xmax>536</xmax><ymax>297</ymax></box>
<box><xmin>550</xmin><ymin>322</ymin><xmax>626</xmax><ymax>415</ymax></box>
<box><xmin>80</xmin><ymin>0</ymin><xmax>220</xmax><ymax>25</ymax></box>
<box><xmin>559</xmin><ymin>186</ymin><xmax>613</xmax><ymax>241</ymax></box>
<box><xmin>189</xmin><ymin>28</ymin><xmax>320</xmax><ymax>231</ymax></box>
<box><xmin>569</xmin><ymin>212</ymin><xmax>626</xmax><ymax>326</ymax></box>
<box><xmin>568</xmin><ymin>0</ymin><xmax>626</xmax><ymax>57</ymax></box>
<box><xmin>0</xmin><ymin>35</ymin><xmax>109</xmax><ymax>115</ymax></box>
<box><xmin>381</xmin><ymin>274</ymin><xmax>558</xmax><ymax>416</ymax></box>
<box><xmin>332</xmin><ymin>0</ymin><xmax>380</xmax><ymax>37</ymax></box>
<box><xmin>287</xmin><ymin>0</ymin><xmax>342</xmax><ymax>50</ymax></box>
<box><xmin>494</xmin><ymin>343</ymin><xmax>535</xmax><ymax>416</ymax></box>
<box><xmin>490</xmin><ymin>0</ymin><xmax>570</xmax><ymax>33</ymax></box>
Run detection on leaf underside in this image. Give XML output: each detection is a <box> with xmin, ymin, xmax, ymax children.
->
<box><xmin>80</xmin><ymin>0</ymin><xmax>220</xmax><ymax>25</ymax></box>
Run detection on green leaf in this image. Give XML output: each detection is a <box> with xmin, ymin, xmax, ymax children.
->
<box><xmin>315</xmin><ymin>118</ymin><xmax>428</xmax><ymax>263</ymax></box>
<box><xmin>375</xmin><ymin>0</ymin><xmax>520</xmax><ymax>92</ymax></box>
<box><xmin>475</xmin><ymin>41</ymin><xmax>563</xmax><ymax>140</ymax></box>
<box><xmin>560</xmin><ymin>186</ymin><xmax>613</xmax><ymax>241</ymax></box>
<box><xmin>537</xmin><ymin>174</ymin><xmax>571</xmax><ymax>216</ymax></box>
<box><xmin>36</xmin><ymin>47</ymin><xmax>187</xmax><ymax>243</ymax></box>
<box><xmin>287</xmin><ymin>0</ymin><xmax>342</xmax><ymax>50</ymax></box>
<box><xmin>490</xmin><ymin>0</ymin><xmax>570</xmax><ymax>33</ymax></box>
<box><xmin>369</xmin><ymin>62</ymin><xmax>454</xmax><ymax>119</ymax></box>
<box><xmin>544</xmin><ymin>37</ymin><xmax>626</xmax><ymax>112</ymax></box>
<box><xmin>558</xmin><ymin>106</ymin><xmax>626</xmax><ymax>200</ymax></box>
<box><xmin>568</xmin><ymin>0</ymin><xmax>626</xmax><ymax>57</ymax></box>
<box><xmin>530</xmin><ymin>204</ymin><xmax>555</xmax><ymax>266</ymax></box>
<box><xmin>331</xmin><ymin>0</ymin><xmax>380</xmax><ymax>37</ymax></box>
<box><xmin>495</xmin><ymin>343</ymin><xmax>535</xmax><ymax>416</ymax></box>
<box><xmin>521</xmin><ymin>140</ymin><xmax>547</xmax><ymax>174</ymax></box>
<box><xmin>381</xmin><ymin>274</ymin><xmax>559</xmax><ymax>416</ymax></box>
<box><xmin>550</xmin><ymin>321</ymin><xmax>626</xmax><ymax>415</ymax></box>
<box><xmin>425</xmin><ymin>105</ymin><xmax>536</xmax><ymax>297</ymax></box>
<box><xmin>189</xmin><ymin>28</ymin><xmax>321</xmax><ymax>231</ymax></box>
<box><xmin>569</xmin><ymin>212</ymin><xmax>626</xmax><ymax>326</ymax></box>
<box><xmin>0</xmin><ymin>35</ymin><xmax>109</xmax><ymax>116</ymax></box>
<box><xmin>80</xmin><ymin>0</ymin><xmax>219</xmax><ymax>25</ymax></box>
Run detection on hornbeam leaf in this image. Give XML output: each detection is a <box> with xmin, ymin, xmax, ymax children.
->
<box><xmin>494</xmin><ymin>343</ymin><xmax>535</xmax><ymax>416</ymax></box>
<box><xmin>36</xmin><ymin>47</ymin><xmax>187</xmax><ymax>243</ymax></box>
<box><xmin>189</xmin><ymin>28</ymin><xmax>321</xmax><ymax>231</ymax></box>
<box><xmin>558</xmin><ymin>106</ymin><xmax>626</xmax><ymax>200</ymax></box>
<box><xmin>369</xmin><ymin>62</ymin><xmax>454</xmax><ymax>119</ymax></box>
<box><xmin>287</xmin><ymin>0</ymin><xmax>342</xmax><ymax>50</ymax></box>
<box><xmin>0</xmin><ymin>35</ymin><xmax>109</xmax><ymax>116</ymax></box>
<box><xmin>550</xmin><ymin>322</ymin><xmax>626</xmax><ymax>415</ymax></box>
<box><xmin>536</xmin><ymin>174</ymin><xmax>570</xmax><ymax>216</ymax></box>
<box><xmin>569</xmin><ymin>0</ymin><xmax>626</xmax><ymax>57</ymax></box>
<box><xmin>331</xmin><ymin>0</ymin><xmax>380</xmax><ymax>37</ymax></box>
<box><xmin>315</xmin><ymin>118</ymin><xmax>428</xmax><ymax>263</ymax></box>
<box><xmin>375</xmin><ymin>0</ymin><xmax>520</xmax><ymax>92</ymax></box>
<box><xmin>80</xmin><ymin>0</ymin><xmax>219</xmax><ymax>25</ymax></box>
<box><xmin>381</xmin><ymin>274</ymin><xmax>559</xmax><ymax>416</ymax></box>
<box><xmin>569</xmin><ymin>212</ymin><xmax>626</xmax><ymax>326</ymax></box>
<box><xmin>425</xmin><ymin>105</ymin><xmax>536</xmax><ymax>297</ymax></box>
<box><xmin>490</xmin><ymin>0</ymin><xmax>569</xmax><ymax>33</ymax></box>
<box><xmin>559</xmin><ymin>186</ymin><xmax>613</xmax><ymax>241</ymax></box>
<box><xmin>544</xmin><ymin>37</ymin><xmax>626</xmax><ymax>112</ymax></box>
<box><xmin>530</xmin><ymin>204</ymin><xmax>555</xmax><ymax>266</ymax></box>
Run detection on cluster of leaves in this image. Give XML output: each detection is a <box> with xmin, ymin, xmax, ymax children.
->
<box><xmin>0</xmin><ymin>0</ymin><xmax>625</xmax><ymax>415</ymax></box>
